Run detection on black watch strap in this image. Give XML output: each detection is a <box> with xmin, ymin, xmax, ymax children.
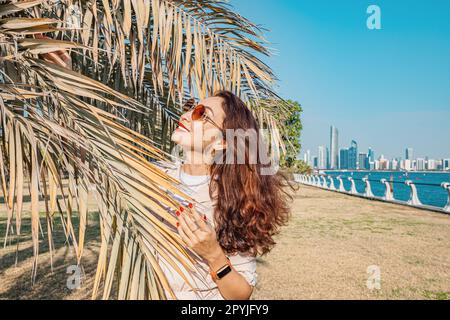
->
<box><xmin>216</xmin><ymin>265</ymin><xmax>232</xmax><ymax>279</ymax></box>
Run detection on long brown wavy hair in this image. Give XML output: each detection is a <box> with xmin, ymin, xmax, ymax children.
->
<box><xmin>210</xmin><ymin>91</ymin><xmax>294</xmax><ymax>256</ymax></box>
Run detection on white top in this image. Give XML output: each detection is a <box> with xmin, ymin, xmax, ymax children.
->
<box><xmin>156</xmin><ymin>162</ymin><xmax>257</xmax><ymax>300</ymax></box>
<box><xmin>179</xmin><ymin>169</ymin><xmax>211</xmax><ymax>187</ymax></box>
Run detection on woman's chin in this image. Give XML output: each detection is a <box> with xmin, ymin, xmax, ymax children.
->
<box><xmin>171</xmin><ymin>131</ymin><xmax>189</xmax><ymax>146</ymax></box>
<box><xmin>171</xmin><ymin>131</ymin><xmax>182</xmax><ymax>142</ymax></box>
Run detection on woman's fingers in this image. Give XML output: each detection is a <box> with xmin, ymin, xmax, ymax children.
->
<box><xmin>57</xmin><ymin>49</ymin><xmax>71</xmax><ymax>61</ymax></box>
<box><xmin>43</xmin><ymin>52</ymin><xmax>64</xmax><ymax>65</ymax></box>
<box><xmin>189</xmin><ymin>204</ymin><xmax>209</xmax><ymax>231</ymax></box>
<box><xmin>177</xmin><ymin>223</ymin><xmax>193</xmax><ymax>247</ymax></box>
<box><xmin>43</xmin><ymin>52</ymin><xmax>70</xmax><ymax>68</ymax></box>
<box><xmin>178</xmin><ymin>212</ymin><xmax>199</xmax><ymax>242</ymax></box>
<box><xmin>182</xmin><ymin>208</ymin><xmax>202</xmax><ymax>233</ymax></box>
<box><xmin>176</xmin><ymin>203</ymin><xmax>212</xmax><ymax>250</ymax></box>
<box><xmin>34</xmin><ymin>34</ymin><xmax>71</xmax><ymax>69</ymax></box>
<box><xmin>56</xmin><ymin>49</ymin><xmax>72</xmax><ymax>65</ymax></box>
<box><xmin>34</xmin><ymin>33</ymin><xmax>46</xmax><ymax>40</ymax></box>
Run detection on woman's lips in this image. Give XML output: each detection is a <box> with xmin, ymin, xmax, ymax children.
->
<box><xmin>178</xmin><ymin>121</ymin><xmax>190</xmax><ymax>132</ymax></box>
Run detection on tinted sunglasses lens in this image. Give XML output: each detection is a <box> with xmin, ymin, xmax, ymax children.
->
<box><xmin>191</xmin><ymin>104</ymin><xmax>205</xmax><ymax>120</ymax></box>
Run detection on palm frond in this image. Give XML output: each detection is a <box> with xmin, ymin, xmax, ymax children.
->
<box><xmin>1</xmin><ymin>26</ymin><xmax>200</xmax><ymax>299</ymax></box>
<box><xmin>0</xmin><ymin>0</ymin><xmax>287</xmax><ymax>299</ymax></box>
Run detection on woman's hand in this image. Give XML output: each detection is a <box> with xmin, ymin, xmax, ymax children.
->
<box><xmin>176</xmin><ymin>203</ymin><xmax>254</xmax><ymax>300</ymax></box>
<box><xmin>176</xmin><ymin>204</ymin><xmax>224</xmax><ymax>264</ymax></box>
<box><xmin>35</xmin><ymin>34</ymin><xmax>72</xmax><ymax>69</ymax></box>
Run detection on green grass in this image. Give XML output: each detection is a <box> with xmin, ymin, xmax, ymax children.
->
<box><xmin>423</xmin><ymin>290</ymin><xmax>450</xmax><ymax>300</ymax></box>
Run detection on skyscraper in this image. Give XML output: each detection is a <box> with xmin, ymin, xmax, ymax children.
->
<box><xmin>329</xmin><ymin>126</ymin><xmax>339</xmax><ymax>169</ymax></box>
<box><xmin>306</xmin><ymin>149</ymin><xmax>311</xmax><ymax>167</ymax></box>
<box><xmin>348</xmin><ymin>140</ymin><xmax>358</xmax><ymax>170</ymax></box>
<box><xmin>368</xmin><ymin>147</ymin><xmax>375</xmax><ymax>162</ymax></box>
<box><xmin>313</xmin><ymin>156</ymin><xmax>318</xmax><ymax>168</ymax></box>
<box><xmin>340</xmin><ymin>148</ymin><xmax>349</xmax><ymax>169</ymax></box>
<box><xmin>405</xmin><ymin>147</ymin><xmax>414</xmax><ymax>160</ymax></box>
<box><xmin>417</xmin><ymin>158</ymin><xmax>425</xmax><ymax>171</ymax></box>
<box><xmin>358</xmin><ymin>153</ymin><xmax>369</xmax><ymax>170</ymax></box>
<box><xmin>318</xmin><ymin>146</ymin><xmax>326</xmax><ymax>169</ymax></box>
<box><xmin>444</xmin><ymin>159</ymin><xmax>450</xmax><ymax>171</ymax></box>
<box><xmin>326</xmin><ymin>147</ymin><xmax>330</xmax><ymax>169</ymax></box>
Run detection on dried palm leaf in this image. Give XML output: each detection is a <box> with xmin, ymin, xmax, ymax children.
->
<box><xmin>0</xmin><ymin>0</ymin><xmax>287</xmax><ymax>300</ymax></box>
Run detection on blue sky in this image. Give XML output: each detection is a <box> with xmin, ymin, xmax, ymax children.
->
<box><xmin>231</xmin><ymin>0</ymin><xmax>450</xmax><ymax>159</ymax></box>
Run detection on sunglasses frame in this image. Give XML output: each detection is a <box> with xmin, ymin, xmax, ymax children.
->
<box><xmin>186</xmin><ymin>103</ymin><xmax>223</xmax><ymax>132</ymax></box>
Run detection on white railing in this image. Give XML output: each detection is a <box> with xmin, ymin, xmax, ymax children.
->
<box><xmin>293</xmin><ymin>174</ymin><xmax>450</xmax><ymax>214</ymax></box>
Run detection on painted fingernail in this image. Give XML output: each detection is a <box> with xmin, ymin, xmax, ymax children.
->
<box><xmin>179</xmin><ymin>207</ymin><xmax>184</xmax><ymax>212</ymax></box>
<box><xmin>176</xmin><ymin>222</ymin><xmax>180</xmax><ymax>227</ymax></box>
<box><xmin>176</xmin><ymin>211</ymin><xmax>180</xmax><ymax>216</ymax></box>
<box><xmin>203</xmin><ymin>215</ymin><xmax>207</xmax><ymax>220</ymax></box>
<box><xmin>188</xmin><ymin>203</ymin><xmax>193</xmax><ymax>209</ymax></box>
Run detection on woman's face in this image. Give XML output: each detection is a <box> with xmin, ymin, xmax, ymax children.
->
<box><xmin>171</xmin><ymin>96</ymin><xmax>226</xmax><ymax>153</ymax></box>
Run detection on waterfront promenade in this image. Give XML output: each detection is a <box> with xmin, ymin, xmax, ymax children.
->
<box><xmin>1</xmin><ymin>185</ymin><xmax>449</xmax><ymax>299</ymax></box>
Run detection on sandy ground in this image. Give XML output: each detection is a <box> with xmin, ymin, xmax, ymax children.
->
<box><xmin>253</xmin><ymin>185</ymin><xmax>450</xmax><ymax>299</ymax></box>
<box><xmin>1</xmin><ymin>184</ymin><xmax>449</xmax><ymax>300</ymax></box>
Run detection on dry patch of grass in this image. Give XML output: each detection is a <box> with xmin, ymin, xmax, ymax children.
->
<box><xmin>0</xmin><ymin>213</ymin><xmax>99</xmax><ymax>300</ymax></box>
<box><xmin>252</xmin><ymin>185</ymin><xmax>450</xmax><ymax>300</ymax></box>
<box><xmin>1</xmin><ymin>185</ymin><xmax>450</xmax><ymax>300</ymax></box>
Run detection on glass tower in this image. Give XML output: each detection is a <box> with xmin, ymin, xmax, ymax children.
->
<box><xmin>329</xmin><ymin>126</ymin><xmax>339</xmax><ymax>169</ymax></box>
<box><xmin>348</xmin><ymin>140</ymin><xmax>358</xmax><ymax>170</ymax></box>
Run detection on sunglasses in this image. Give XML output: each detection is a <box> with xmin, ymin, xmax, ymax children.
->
<box><xmin>182</xmin><ymin>98</ymin><xmax>223</xmax><ymax>131</ymax></box>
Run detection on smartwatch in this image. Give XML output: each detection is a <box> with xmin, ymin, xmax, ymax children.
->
<box><xmin>210</xmin><ymin>256</ymin><xmax>233</xmax><ymax>281</ymax></box>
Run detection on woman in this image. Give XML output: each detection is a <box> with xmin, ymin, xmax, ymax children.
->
<box><xmin>42</xmin><ymin>46</ymin><xmax>292</xmax><ymax>299</ymax></box>
<box><xmin>158</xmin><ymin>91</ymin><xmax>292</xmax><ymax>300</ymax></box>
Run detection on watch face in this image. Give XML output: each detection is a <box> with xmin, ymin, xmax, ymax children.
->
<box><xmin>217</xmin><ymin>265</ymin><xmax>232</xmax><ymax>279</ymax></box>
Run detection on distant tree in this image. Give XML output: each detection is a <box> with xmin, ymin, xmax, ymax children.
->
<box><xmin>277</xmin><ymin>100</ymin><xmax>310</xmax><ymax>173</ymax></box>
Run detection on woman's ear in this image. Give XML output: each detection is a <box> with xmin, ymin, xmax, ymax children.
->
<box><xmin>204</xmin><ymin>138</ymin><xmax>226</xmax><ymax>165</ymax></box>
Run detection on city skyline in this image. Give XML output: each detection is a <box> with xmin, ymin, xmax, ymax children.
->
<box><xmin>302</xmin><ymin>125</ymin><xmax>450</xmax><ymax>172</ymax></box>
<box><xmin>232</xmin><ymin>1</ymin><xmax>450</xmax><ymax>159</ymax></box>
